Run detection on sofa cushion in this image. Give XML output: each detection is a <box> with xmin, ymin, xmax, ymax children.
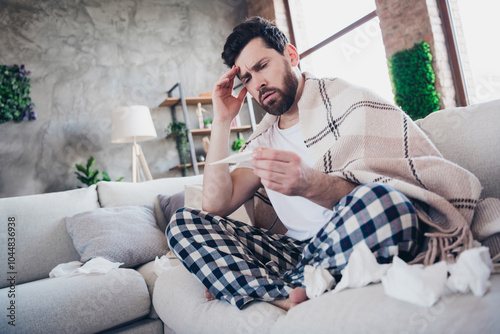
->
<box><xmin>0</xmin><ymin>186</ymin><xmax>99</xmax><ymax>288</ymax></box>
<box><xmin>157</xmin><ymin>192</ymin><xmax>185</xmax><ymax>232</ymax></box>
<box><xmin>415</xmin><ymin>99</ymin><xmax>500</xmax><ymax>199</ymax></box>
<box><xmin>1</xmin><ymin>268</ymin><xmax>150</xmax><ymax>334</ymax></box>
<box><xmin>136</xmin><ymin>256</ymin><xmax>181</xmax><ymax>320</ymax></box>
<box><xmin>153</xmin><ymin>264</ymin><xmax>500</xmax><ymax>334</ymax></box>
<box><xmin>100</xmin><ymin>318</ymin><xmax>164</xmax><ymax>334</ymax></box>
<box><xmin>272</xmin><ymin>274</ymin><xmax>500</xmax><ymax>333</ymax></box>
<box><xmin>152</xmin><ymin>265</ymin><xmax>285</xmax><ymax>334</ymax></box>
<box><xmin>97</xmin><ymin>175</ymin><xmax>203</xmax><ymax>231</ymax></box>
<box><xmin>66</xmin><ymin>205</ymin><xmax>168</xmax><ymax>267</ymax></box>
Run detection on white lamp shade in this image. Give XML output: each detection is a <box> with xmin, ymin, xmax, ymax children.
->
<box><xmin>112</xmin><ymin>105</ymin><xmax>157</xmax><ymax>143</ymax></box>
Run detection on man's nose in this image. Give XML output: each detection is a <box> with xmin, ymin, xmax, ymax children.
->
<box><xmin>253</xmin><ymin>73</ymin><xmax>266</xmax><ymax>92</ymax></box>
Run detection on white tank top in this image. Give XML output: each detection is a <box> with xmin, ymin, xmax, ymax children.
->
<box><xmin>236</xmin><ymin>121</ymin><xmax>334</xmax><ymax>240</ymax></box>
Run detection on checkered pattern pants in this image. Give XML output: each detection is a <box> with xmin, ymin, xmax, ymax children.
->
<box><xmin>167</xmin><ymin>183</ymin><xmax>422</xmax><ymax>309</ymax></box>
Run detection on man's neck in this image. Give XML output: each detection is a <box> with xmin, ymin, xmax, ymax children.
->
<box><xmin>278</xmin><ymin>72</ymin><xmax>305</xmax><ymax>129</ymax></box>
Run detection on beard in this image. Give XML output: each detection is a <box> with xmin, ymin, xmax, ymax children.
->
<box><xmin>258</xmin><ymin>61</ymin><xmax>299</xmax><ymax>116</ymax></box>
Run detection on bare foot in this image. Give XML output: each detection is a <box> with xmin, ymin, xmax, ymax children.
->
<box><xmin>205</xmin><ymin>288</ymin><xmax>215</xmax><ymax>301</ymax></box>
<box><xmin>270</xmin><ymin>287</ymin><xmax>308</xmax><ymax>311</ymax></box>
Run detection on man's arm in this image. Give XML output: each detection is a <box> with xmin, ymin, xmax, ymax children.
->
<box><xmin>251</xmin><ymin>148</ymin><xmax>357</xmax><ymax>209</ymax></box>
<box><xmin>202</xmin><ymin>66</ymin><xmax>261</xmax><ymax>216</ymax></box>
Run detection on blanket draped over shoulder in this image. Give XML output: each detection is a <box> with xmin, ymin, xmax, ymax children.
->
<box><xmin>243</xmin><ymin>72</ymin><xmax>487</xmax><ymax>265</ymax></box>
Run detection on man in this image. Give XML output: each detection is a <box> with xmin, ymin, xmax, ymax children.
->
<box><xmin>167</xmin><ymin>17</ymin><xmax>481</xmax><ymax>311</ymax></box>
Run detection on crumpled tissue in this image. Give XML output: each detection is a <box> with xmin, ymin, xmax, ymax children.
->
<box><xmin>333</xmin><ymin>241</ymin><xmax>391</xmax><ymax>293</ymax></box>
<box><xmin>78</xmin><ymin>257</ymin><xmax>123</xmax><ymax>274</ymax></box>
<box><xmin>49</xmin><ymin>257</ymin><xmax>123</xmax><ymax>278</ymax></box>
<box><xmin>303</xmin><ymin>265</ymin><xmax>336</xmax><ymax>299</ymax></box>
<box><xmin>154</xmin><ymin>255</ymin><xmax>174</xmax><ymax>276</ymax></box>
<box><xmin>49</xmin><ymin>261</ymin><xmax>83</xmax><ymax>278</ymax></box>
<box><xmin>381</xmin><ymin>257</ymin><xmax>448</xmax><ymax>307</ymax></box>
<box><xmin>447</xmin><ymin>246</ymin><xmax>493</xmax><ymax>297</ymax></box>
<box><xmin>304</xmin><ymin>240</ymin><xmax>493</xmax><ymax>307</ymax></box>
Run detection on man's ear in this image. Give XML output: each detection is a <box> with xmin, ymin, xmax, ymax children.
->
<box><xmin>284</xmin><ymin>44</ymin><xmax>300</xmax><ymax>67</ymax></box>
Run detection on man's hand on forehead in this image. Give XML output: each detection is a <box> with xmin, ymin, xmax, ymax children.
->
<box><xmin>211</xmin><ymin>66</ymin><xmax>248</xmax><ymax>123</ymax></box>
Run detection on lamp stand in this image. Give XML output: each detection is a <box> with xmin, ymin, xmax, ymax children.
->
<box><xmin>131</xmin><ymin>138</ymin><xmax>153</xmax><ymax>183</ymax></box>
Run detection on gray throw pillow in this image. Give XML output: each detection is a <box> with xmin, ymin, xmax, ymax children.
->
<box><xmin>157</xmin><ymin>192</ymin><xmax>185</xmax><ymax>229</ymax></box>
<box><xmin>66</xmin><ymin>205</ymin><xmax>168</xmax><ymax>268</ymax></box>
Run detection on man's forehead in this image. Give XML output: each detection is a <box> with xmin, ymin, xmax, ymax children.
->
<box><xmin>235</xmin><ymin>38</ymin><xmax>277</xmax><ymax>70</ymax></box>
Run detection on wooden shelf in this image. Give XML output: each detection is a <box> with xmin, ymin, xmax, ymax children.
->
<box><xmin>159</xmin><ymin>96</ymin><xmax>212</xmax><ymax>107</ymax></box>
<box><xmin>175</xmin><ymin>162</ymin><xmax>206</xmax><ymax>169</ymax></box>
<box><xmin>190</xmin><ymin>125</ymin><xmax>252</xmax><ymax>135</ymax></box>
<box><xmin>163</xmin><ymin>83</ymin><xmax>256</xmax><ymax>176</ymax></box>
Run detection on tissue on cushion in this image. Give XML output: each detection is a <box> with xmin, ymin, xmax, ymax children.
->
<box><xmin>381</xmin><ymin>257</ymin><xmax>448</xmax><ymax>307</ymax></box>
<box><xmin>66</xmin><ymin>205</ymin><xmax>169</xmax><ymax>268</ymax></box>
<box><xmin>447</xmin><ymin>246</ymin><xmax>493</xmax><ymax>297</ymax></box>
<box><xmin>157</xmin><ymin>192</ymin><xmax>185</xmax><ymax>231</ymax></box>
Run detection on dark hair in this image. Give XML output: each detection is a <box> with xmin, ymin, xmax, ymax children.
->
<box><xmin>222</xmin><ymin>16</ymin><xmax>289</xmax><ymax>68</ymax></box>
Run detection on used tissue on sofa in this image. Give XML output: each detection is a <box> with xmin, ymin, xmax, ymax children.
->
<box><xmin>49</xmin><ymin>261</ymin><xmax>83</xmax><ymax>278</ymax></box>
<box><xmin>78</xmin><ymin>257</ymin><xmax>123</xmax><ymax>274</ymax></box>
<box><xmin>154</xmin><ymin>255</ymin><xmax>174</xmax><ymax>276</ymax></box>
<box><xmin>323</xmin><ymin>241</ymin><xmax>493</xmax><ymax>307</ymax></box>
<box><xmin>381</xmin><ymin>257</ymin><xmax>448</xmax><ymax>307</ymax></box>
<box><xmin>447</xmin><ymin>246</ymin><xmax>493</xmax><ymax>297</ymax></box>
<box><xmin>49</xmin><ymin>257</ymin><xmax>123</xmax><ymax>277</ymax></box>
<box><xmin>303</xmin><ymin>265</ymin><xmax>335</xmax><ymax>298</ymax></box>
<box><xmin>333</xmin><ymin>241</ymin><xmax>391</xmax><ymax>293</ymax></box>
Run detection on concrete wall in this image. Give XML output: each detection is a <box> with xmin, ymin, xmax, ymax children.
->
<box><xmin>0</xmin><ymin>0</ymin><xmax>248</xmax><ymax>198</ymax></box>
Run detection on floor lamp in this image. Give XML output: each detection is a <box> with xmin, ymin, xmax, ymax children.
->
<box><xmin>112</xmin><ymin>105</ymin><xmax>157</xmax><ymax>183</ymax></box>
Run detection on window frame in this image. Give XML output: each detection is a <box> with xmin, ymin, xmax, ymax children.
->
<box><xmin>284</xmin><ymin>0</ymin><xmax>472</xmax><ymax>107</ymax></box>
<box><xmin>437</xmin><ymin>0</ymin><xmax>469</xmax><ymax>106</ymax></box>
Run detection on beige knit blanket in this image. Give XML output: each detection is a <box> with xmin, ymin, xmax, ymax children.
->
<box><xmin>243</xmin><ymin>72</ymin><xmax>499</xmax><ymax>265</ymax></box>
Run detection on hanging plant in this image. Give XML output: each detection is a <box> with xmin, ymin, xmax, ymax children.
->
<box><xmin>0</xmin><ymin>64</ymin><xmax>36</xmax><ymax>123</ymax></box>
<box><xmin>388</xmin><ymin>42</ymin><xmax>441</xmax><ymax>120</ymax></box>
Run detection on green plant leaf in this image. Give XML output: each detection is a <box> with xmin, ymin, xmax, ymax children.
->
<box><xmin>102</xmin><ymin>171</ymin><xmax>111</xmax><ymax>181</ymax></box>
<box><xmin>86</xmin><ymin>156</ymin><xmax>95</xmax><ymax>170</ymax></box>
<box><xmin>75</xmin><ymin>163</ymin><xmax>87</xmax><ymax>174</ymax></box>
<box><xmin>75</xmin><ymin>173</ymin><xmax>89</xmax><ymax>184</ymax></box>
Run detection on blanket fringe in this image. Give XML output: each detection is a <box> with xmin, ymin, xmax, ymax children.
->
<box><xmin>414</xmin><ymin>208</ymin><xmax>474</xmax><ymax>265</ymax></box>
<box><xmin>419</xmin><ymin>226</ymin><xmax>474</xmax><ymax>265</ymax></box>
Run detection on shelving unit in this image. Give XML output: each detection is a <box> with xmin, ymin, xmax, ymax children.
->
<box><xmin>162</xmin><ymin>82</ymin><xmax>256</xmax><ymax>175</ymax></box>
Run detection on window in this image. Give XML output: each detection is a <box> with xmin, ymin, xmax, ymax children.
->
<box><xmin>288</xmin><ymin>0</ymin><xmax>394</xmax><ymax>102</ymax></box>
<box><xmin>451</xmin><ymin>0</ymin><xmax>500</xmax><ymax>104</ymax></box>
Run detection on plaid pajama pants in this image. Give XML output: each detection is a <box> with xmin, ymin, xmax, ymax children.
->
<box><xmin>166</xmin><ymin>183</ymin><xmax>422</xmax><ymax>309</ymax></box>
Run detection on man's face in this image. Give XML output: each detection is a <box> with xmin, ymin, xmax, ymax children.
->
<box><xmin>235</xmin><ymin>38</ymin><xmax>298</xmax><ymax>116</ymax></box>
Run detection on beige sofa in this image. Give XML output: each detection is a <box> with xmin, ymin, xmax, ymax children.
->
<box><xmin>153</xmin><ymin>99</ymin><xmax>500</xmax><ymax>334</ymax></box>
<box><xmin>1</xmin><ymin>99</ymin><xmax>498</xmax><ymax>333</ymax></box>
<box><xmin>0</xmin><ymin>175</ymin><xmax>203</xmax><ymax>334</ymax></box>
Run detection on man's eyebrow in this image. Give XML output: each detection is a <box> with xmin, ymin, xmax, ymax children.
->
<box><xmin>239</xmin><ymin>70</ymin><xmax>250</xmax><ymax>82</ymax></box>
<box><xmin>238</xmin><ymin>58</ymin><xmax>269</xmax><ymax>82</ymax></box>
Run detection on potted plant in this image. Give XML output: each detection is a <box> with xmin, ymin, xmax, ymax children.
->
<box><xmin>204</xmin><ymin>118</ymin><xmax>212</xmax><ymax>129</ymax></box>
<box><xmin>166</xmin><ymin>121</ymin><xmax>190</xmax><ymax>173</ymax></box>
<box><xmin>231</xmin><ymin>138</ymin><xmax>246</xmax><ymax>151</ymax></box>
<box><xmin>75</xmin><ymin>156</ymin><xmax>123</xmax><ymax>187</ymax></box>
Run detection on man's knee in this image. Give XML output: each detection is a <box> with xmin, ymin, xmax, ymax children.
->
<box><xmin>353</xmin><ymin>183</ymin><xmax>421</xmax><ymax>259</ymax></box>
<box><xmin>351</xmin><ymin>183</ymin><xmax>415</xmax><ymax>214</ymax></box>
<box><xmin>342</xmin><ymin>182</ymin><xmax>419</xmax><ymax>240</ymax></box>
